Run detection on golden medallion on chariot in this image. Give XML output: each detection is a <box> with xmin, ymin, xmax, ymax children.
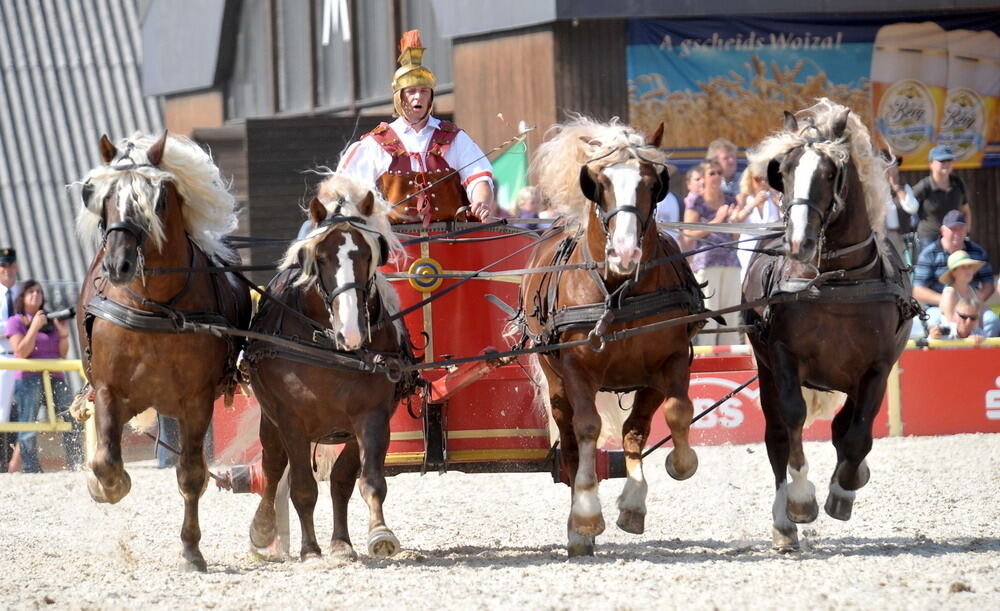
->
<box><xmin>408</xmin><ymin>257</ymin><xmax>444</xmax><ymax>293</ymax></box>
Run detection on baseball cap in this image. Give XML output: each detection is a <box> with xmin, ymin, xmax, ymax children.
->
<box><xmin>942</xmin><ymin>210</ymin><xmax>966</xmax><ymax>228</ymax></box>
<box><xmin>929</xmin><ymin>145</ymin><xmax>955</xmax><ymax>162</ymax></box>
<box><xmin>0</xmin><ymin>247</ymin><xmax>16</xmax><ymax>264</ymax></box>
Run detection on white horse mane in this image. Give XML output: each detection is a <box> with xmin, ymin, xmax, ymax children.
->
<box><xmin>280</xmin><ymin>171</ymin><xmax>404</xmax><ymax>317</ymax></box>
<box><xmin>748</xmin><ymin>98</ymin><xmax>890</xmax><ymax>231</ymax></box>
<box><xmin>532</xmin><ymin>115</ymin><xmax>669</xmax><ymax>226</ymax></box>
<box><xmin>76</xmin><ymin>133</ymin><xmax>238</xmax><ymax>259</ymax></box>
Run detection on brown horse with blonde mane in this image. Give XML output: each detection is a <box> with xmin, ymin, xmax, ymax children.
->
<box><xmin>75</xmin><ymin>132</ymin><xmax>251</xmax><ymax>571</ymax></box>
<box><xmin>743</xmin><ymin>99</ymin><xmax>916</xmax><ymax>550</ymax></box>
<box><xmin>520</xmin><ymin>118</ymin><xmax>706</xmax><ymax>557</ymax></box>
<box><xmin>244</xmin><ymin>173</ymin><xmax>413</xmax><ymax>561</ymax></box>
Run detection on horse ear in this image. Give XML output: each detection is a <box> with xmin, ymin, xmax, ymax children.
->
<box><xmin>646</xmin><ymin>122</ymin><xmax>664</xmax><ymax>148</ymax></box>
<box><xmin>99</xmin><ymin>134</ymin><xmax>117</xmax><ymax>164</ymax></box>
<box><xmin>579</xmin><ymin>165</ymin><xmax>600</xmax><ymax>203</ymax></box>
<box><xmin>358</xmin><ymin>191</ymin><xmax>375</xmax><ymax>217</ymax></box>
<box><xmin>830</xmin><ymin>108</ymin><xmax>850</xmax><ymax>140</ymax></box>
<box><xmin>308</xmin><ymin>197</ymin><xmax>327</xmax><ymax>225</ymax></box>
<box><xmin>783</xmin><ymin>111</ymin><xmax>798</xmax><ymax>133</ymax></box>
<box><xmin>146</xmin><ymin>131</ymin><xmax>168</xmax><ymax>167</ymax></box>
<box><xmin>654</xmin><ymin>166</ymin><xmax>671</xmax><ymax>203</ymax></box>
<box><xmin>767</xmin><ymin>159</ymin><xmax>784</xmax><ymax>193</ymax></box>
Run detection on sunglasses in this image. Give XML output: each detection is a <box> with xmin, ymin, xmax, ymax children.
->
<box><xmin>956</xmin><ymin>313</ymin><xmax>978</xmax><ymax>321</ymax></box>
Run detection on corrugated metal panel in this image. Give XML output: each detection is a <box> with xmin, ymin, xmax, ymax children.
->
<box><xmin>553</xmin><ymin>19</ymin><xmax>627</xmax><ymax>123</ymax></box>
<box><xmin>0</xmin><ymin>0</ymin><xmax>162</xmax><ymax>309</ymax></box>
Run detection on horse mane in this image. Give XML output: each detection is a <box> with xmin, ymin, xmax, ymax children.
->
<box><xmin>76</xmin><ymin>132</ymin><xmax>238</xmax><ymax>259</ymax></box>
<box><xmin>280</xmin><ymin>171</ymin><xmax>404</xmax><ymax>316</ymax></box>
<box><xmin>532</xmin><ymin>115</ymin><xmax>669</xmax><ymax>226</ymax></box>
<box><xmin>748</xmin><ymin>98</ymin><xmax>890</xmax><ymax>231</ymax></box>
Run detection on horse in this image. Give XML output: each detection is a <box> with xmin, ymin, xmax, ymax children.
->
<box><xmin>520</xmin><ymin>117</ymin><xmax>706</xmax><ymax>557</ymax></box>
<box><xmin>742</xmin><ymin>99</ymin><xmax>918</xmax><ymax>550</ymax></box>
<box><xmin>75</xmin><ymin>132</ymin><xmax>252</xmax><ymax>570</ymax></box>
<box><xmin>244</xmin><ymin>172</ymin><xmax>414</xmax><ymax>561</ymax></box>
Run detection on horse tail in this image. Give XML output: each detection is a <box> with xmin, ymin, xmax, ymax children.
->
<box><xmin>801</xmin><ymin>387</ymin><xmax>846</xmax><ymax>428</ymax></box>
<box><xmin>126</xmin><ymin>407</ymin><xmax>159</xmax><ymax>434</ymax></box>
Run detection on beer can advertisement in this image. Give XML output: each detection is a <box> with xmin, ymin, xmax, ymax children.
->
<box><xmin>627</xmin><ymin>13</ymin><xmax>1000</xmax><ymax>170</ymax></box>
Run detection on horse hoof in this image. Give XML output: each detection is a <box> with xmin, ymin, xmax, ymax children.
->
<box><xmin>572</xmin><ymin>513</ymin><xmax>606</xmax><ymax>537</ymax></box>
<box><xmin>665</xmin><ymin>449</ymin><xmax>698</xmax><ymax>481</ymax></box>
<box><xmin>616</xmin><ymin>509</ymin><xmax>646</xmax><ymax>534</ymax></box>
<box><xmin>300</xmin><ymin>550</ymin><xmax>323</xmax><ymax>563</ymax></box>
<box><xmin>787</xmin><ymin>498</ymin><xmax>819</xmax><ymax>524</ymax></box>
<box><xmin>182</xmin><ymin>549</ymin><xmax>208</xmax><ymax>573</ymax></box>
<box><xmin>86</xmin><ymin>471</ymin><xmax>131</xmax><ymax>504</ymax></box>
<box><xmin>567</xmin><ymin>543</ymin><xmax>595</xmax><ymax>558</ymax></box>
<box><xmin>367</xmin><ymin>527</ymin><xmax>400</xmax><ymax>558</ymax></box>
<box><xmin>329</xmin><ymin>540</ymin><xmax>358</xmax><ymax>562</ymax></box>
<box><xmin>771</xmin><ymin>526</ymin><xmax>800</xmax><ymax>552</ymax></box>
<box><xmin>825</xmin><ymin>491</ymin><xmax>854</xmax><ymax>521</ymax></box>
<box><xmin>249</xmin><ymin>521</ymin><xmax>276</xmax><ymax>549</ymax></box>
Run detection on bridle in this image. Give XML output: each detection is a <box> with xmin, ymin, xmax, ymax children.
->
<box><xmin>781</xmin><ymin>140</ymin><xmax>848</xmax><ymax>258</ymax></box>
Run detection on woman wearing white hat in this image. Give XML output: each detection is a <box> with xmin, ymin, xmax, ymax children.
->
<box><xmin>938</xmin><ymin>249</ymin><xmax>987</xmax><ymax>328</ymax></box>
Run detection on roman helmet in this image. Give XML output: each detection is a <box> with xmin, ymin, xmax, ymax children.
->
<box><xmin>391</xmin><ymin>29</ymin><xmax>436</xmax><ymax>118</ymax></box>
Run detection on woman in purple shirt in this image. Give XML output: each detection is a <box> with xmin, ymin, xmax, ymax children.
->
<box><xmin>5</xmin><ymin>280</ymin><xmax>80</xmax><ymax>472</ymax></box>
<box><xmin>681</xmin><ymin>160</ymin><xmax>741</xmax><ymax>346</ymax></box>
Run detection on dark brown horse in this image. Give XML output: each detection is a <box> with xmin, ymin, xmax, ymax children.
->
<box><xmin>75</xmin><ymin>132</ymin><xmax>251</xmax><ymax>570</ymax></box>
<box><xmin>520</xmin><ymin>118</ymin><xmax>705</xmax><ymax>557</ymax></box>
<box><xmin>742</xmin><ymin>99</ymin><xmax>916</xmax><ymax>550</ymax></box>
<box><xmin>245</xmin><ymin>173</ymin><xmax>412</xmax><ymax>561</ymax></box>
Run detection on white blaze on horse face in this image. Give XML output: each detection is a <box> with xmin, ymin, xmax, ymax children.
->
<box><xmin>603</xmin><ymin>164</ymin><xmax>642</xmax><ymax>272</ymax></box>
<box><xmin>332</xmin><ymin>234</ymin><xmax>362</xmax><ymax>350</ymax></box>
<box><xmin>789</xmin><ymin>149</ymin><xmax>822</xmax><ymax>252</ymax></box>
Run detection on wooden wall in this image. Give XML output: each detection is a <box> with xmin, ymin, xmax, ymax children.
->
<box><xmin>454</xmin><ymin>28</ymin><xmax>558</xmax><ymax>166</ymax></box>
<box><xmin>552</xmin><ymin>20</ymin><xmax>628</xmax><ymax>123</ymax></box>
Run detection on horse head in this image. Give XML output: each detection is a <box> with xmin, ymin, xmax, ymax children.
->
<box><xmin>766</xmin><ymin>109</ymin><xmax>850</xmax><ymax>263</ymax></box>
<box><xmin>82</xmin><ymin>131</ymin><xmax>175</xmax><ymax>285</ymax></box>
<box><xmin>295</xmin><ymin>191</ymin><xmax>388</xmax><ymax>352</ymax></box>
<box><xmin>578</xmin><ymin>123</ymin><xmax>670</xmax><ymax>277</ymax></box>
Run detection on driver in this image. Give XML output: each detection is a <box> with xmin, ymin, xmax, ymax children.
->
<box><xmin>337</xmin><ymin>30</ymin><xmax>495</xmax><ymax>225</ymax></box>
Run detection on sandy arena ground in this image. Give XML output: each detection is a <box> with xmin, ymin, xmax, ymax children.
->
<box><xmin>0</xmin><ymin>433</ymin><xmax>997</xmax><ymax>610</ymax></box>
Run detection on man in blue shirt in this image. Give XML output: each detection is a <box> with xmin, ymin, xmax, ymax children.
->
<box><xmin>913</xmin><ymin>210</ymin><xmax>997</xmax><ymax>337</ymax></box>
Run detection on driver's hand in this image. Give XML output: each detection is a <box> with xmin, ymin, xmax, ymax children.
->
<box><xmin>469</xmin><ymin>201</ymin><xmax>492</xmax><ymax>221</ymax></box>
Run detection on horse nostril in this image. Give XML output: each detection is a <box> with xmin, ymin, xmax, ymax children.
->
<box><xmin>118</xmin><ymin>260</ymin><xmax>131</xmax><ymax>276</ymax></box>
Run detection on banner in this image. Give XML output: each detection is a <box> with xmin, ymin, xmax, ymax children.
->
<box><xmin>627</xmin><ymin>14</ymin><xmax>1000</xmax><ymax>170</ymax></box>
<box><xmin>492</xmin><ymin>141</ymin><xmax>528</xmax><ymax>213</ymax></box>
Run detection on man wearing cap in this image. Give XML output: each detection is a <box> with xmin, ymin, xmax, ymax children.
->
<box><xmin>0</xmin><ymin>248</ymin><xmax>18</xmax><ymax>471</ymax></box>
<box><xmin>912</xmin><ymin>211</ymin><xmax>997</xmax><ymax>337</ymax></box>
<box><xmin>912</xmin><ymin>144</ymin><xmax>972</xmax><ymax>255</ymax></box>
<box><xmin>338</xmin><ymin>30</ymin><xmax>495</xmax><ymax>225</ymax></box>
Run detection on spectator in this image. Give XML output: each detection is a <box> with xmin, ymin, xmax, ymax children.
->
<box><xmin>928</xmin><ymin>294</ymin><xmax>988</xmax><ymax>343</ymax></box>
<box><xmin>654</xmin><ymin>172</ymin><xmax>682</xmax><ymax>244</ymax></box>
<box><xmin>912</xmin><ymin>211</ymin><xmax>997</xmax><ymax>338</ymax></box>
<box><xmin>731</xmin><ymin>161</ymin><xmax>782</xmax><ymax>283</ymax></box>
<box><xmin>912</xmin><ymin>144</ymin><xmax>972</xmax><ymax>255</ymax></box>
<box><xmin>938</xmin><ymin>250</ymin><xmax>986</xmax><ymax>326</ymax></box>
<box><xmin>0</xmin><ymin>247</ymin><xmax>19</xmax><ymax>472</ymax></box>
<box><xmin>679</xmin><ymin>166</ymin><xmax>705</xmax><ymax>250</ymax></box>
<box><xmin>5</xmin><ymin>280</ymin><xmax>82</xmax><ymax>472</ymax></box>
<box><xmin>681</xmin><ymin>160</ymin><xmax>741</xmax><ymax>345</ymax></box>
<box><xmin>882</xmin><ymin>151</ymin><xmax>919</xmax><ymax>261</ymax></box>
<box><xmin>511</xmin><ymin>186</ymin><xmax>548</xmax><ymax>231</ymax></box>
<box><xmin>706</xmin><ymin>138</ymin><xmax>740</xmax><ymax>197</ymax></box>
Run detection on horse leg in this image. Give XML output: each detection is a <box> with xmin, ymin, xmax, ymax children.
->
<box><xmin>659</xmin><ymin>351</ymin><xmax>698</xmax><ymax>481</ymax></box>
<box><xmin>355</xmin><ymin>409</ymin><xmax>399</xmax><ymax>558</ymax></box>
<box><xmin>249</xmin><ymin>413</ymin><xmax>288</xmax><ymax>558</ymax></box>
<box><xmin>563</xmin><ymin>366</ymin><xmax>605</xmax><ymax>550</ymax></box>
<box><xmin>615</xmin><ymin>387</ymin><xmax>663</xmax><ymax>535</ymax></box>
<box><xmin>284</xmin><ymin>434</ymin><xmax>322</xmax><ymax>560</ymax></box>
<box><xmin>329</xmin><ymin>440</ymin><xmax>361</xmax><ymax>561</ymax></box>
<box><xmin>825</xmin><ymin>365</ymin><xmax>887</xmax><ymax>521</ymax></box>
<box><xmin>86</xmin><ymin>388</ymin><xmax>132</xmax><ymax>504</ymax></box>
<box><xmin>756</xmin><ymin>355</ymin><xmax>800</xmax><ymax>551</ymax></box>
<box><xmin>175</xmin><ymin>406</ymin><xmax>213</xmax><ymax>572</ymax></box>
<box><xmin>539</xmin><ymin>357</ymin><xmax>593</xmax><ymax>557</ymax></box>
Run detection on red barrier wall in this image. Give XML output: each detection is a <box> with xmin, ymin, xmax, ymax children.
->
<box><xmin>897</xmin><ymin>347</ymin><xmax>1000</xmax><ymax>436</ymax></box>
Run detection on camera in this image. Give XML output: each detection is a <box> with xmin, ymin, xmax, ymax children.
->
<box><xmin>937</xmin><ymin>324</ymin><xmax>951</xmax><ymax>336</ymax></box>
<box><xmin>47</xmin><ymin>307</ymin><xmax>76</xmax><ymax>321</ymax></box>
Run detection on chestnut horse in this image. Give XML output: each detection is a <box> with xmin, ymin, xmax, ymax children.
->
<box><xmin>76</xmin><ymin>132</ymin><xmax>251</xmax><ymax>570</ymax></box>
<box><xmin>520</xmin><ymin>118</ymin><xmax>706</xmax><ymax>556</ymax></box>
<box><xmin>742</xmin><ymin>99</ymin><xmax>916</xmax><ymax>550</ymax></box>
<box><xmin>245</xmin><ymin>173</ymin><xmax>413</xmax><ymax>561</ymax></box>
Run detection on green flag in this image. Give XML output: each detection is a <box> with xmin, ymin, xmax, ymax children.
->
<box><xmin>492</xmin><ymin>140</ymin><xmax>528</xmax><ymax>214</ymax></box>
